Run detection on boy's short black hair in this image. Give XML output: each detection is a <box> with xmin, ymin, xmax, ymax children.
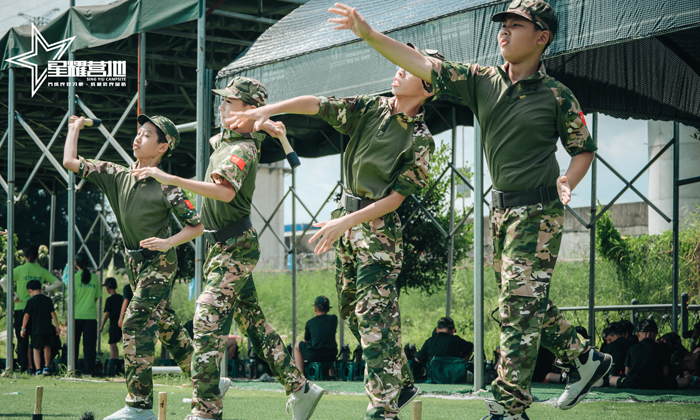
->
<box><xmin>23</xmin><ymin>244</ymin><xmax>38</xmax><ymax>260</ymax></box>
<box><xmin>26</xmin><ymin>280</ymin><xmax>42</xmax><ymax>290</ymax></box>
<box><xmin>437</xmin><ymin>317</ymin><xmax>455</xmax><ymax>329</ymax></box>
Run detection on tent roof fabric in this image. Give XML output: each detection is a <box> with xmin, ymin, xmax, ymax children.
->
<box><xmin>218</xmin><ymin>0</ymin><xmax>700</xmax><ymax>131</ymax></box>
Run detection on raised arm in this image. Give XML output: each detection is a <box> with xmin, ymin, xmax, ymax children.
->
<box><xmin>63</xmin><ymin>116</ymin><xmax>85</xmax><ymax>173</ymax></box>
<box><xmin>227</xmin><ymin>96</ymin><xmax>321</xmax><ymax>133</ymax></box>
<box><xmin>140</xmin><ymin>223</ymin><xmax>204</xmax><ymax>252</ymax></box>
<box><xmin>328</xmin><ymin>3</ymin><xmax>433</xmax><ymax>82</ymax></box>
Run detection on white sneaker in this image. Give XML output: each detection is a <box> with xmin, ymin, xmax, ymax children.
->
<box><xmin>219</xmin><ymin>377</ymin><xmax>231</xmax><ymax>398</ymax></box>
<box><xmin>103</xmin><ymin>405</ymin><xmax>156</xmax><ymax>420</ymax></box>
<box><xmin>285</xmin><ymin>381</ymin><xmax>324</xmax><ymax>420</ymax></box>
<box><xmin>556</xmin><ymin>348</ymin><xmax>612</xmax><ymax>410</ymax></box>
<box><xmin>481</xmin><ymin>399</ymin><xmax>531</xmax><ymax>420</ymax></box>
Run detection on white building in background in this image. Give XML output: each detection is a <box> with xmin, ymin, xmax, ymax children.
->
<box><xmin>251</xmin><ymin>163</ymin><xmax>286</xmax><ymax>270</ymax></box>
<box><xmin>647</xmin><ymin>122</ymin><xmax>700</xmax><ymax>235</ymax></box>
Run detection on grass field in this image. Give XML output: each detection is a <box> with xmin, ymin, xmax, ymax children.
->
<box><xmin>1</xmin><ymin>375</ymin><xmax>700</xmax><ymax>420</ymax></box>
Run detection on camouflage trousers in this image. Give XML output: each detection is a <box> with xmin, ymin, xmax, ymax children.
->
<box><xmin>191</xmin><ymin>226</ymin><xmax>305</xmax><ymax>419</ymax></box>
<box><xmin>334</xmin><ymin>208</ymin><xmax>413</xmax><ymax>420</ymax></box>
<box><xmin>123</xmin><ymin>249</ymin><xmax>194</xmax><ymax>409</ymax></box>
<box><xmin>490</xmin><ymin>199</ymin><xmax>589</xmax><ymax>414</ymax></box>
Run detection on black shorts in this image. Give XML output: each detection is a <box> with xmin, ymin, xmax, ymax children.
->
<box><xmin>298</xmin><ymin>341</ymin><xmax>335</xmax><ymax>363</ymax></box>
<box><xmin>30</xmin><ymin>332</ymin><xmax>54</xmax><ymax>350</ymax></box>
<box><xmin>108</xmin><ymin>324</ymin><xmax>122</xmax><ymax>344</ymax></box>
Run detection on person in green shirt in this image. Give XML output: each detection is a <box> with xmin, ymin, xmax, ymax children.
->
<box><xmin>73</xmin><ymin>253</ymin><xmax>101</xmax><ymax>376</ymax></box>
<box><xmin>227</xmin><ymin>44</ymin><xmax>438</xmax><ymax>419</ymax></box>
<box><xmin>4</xmin><ymin>244</ymin><xmax>61</xmax><ymax>373</ymax></box>
<box><xmin>327</xmin><ymin>1</ymin><xmax>612</xmax><ymax>418</ymax></box>
<box><xmin>131</xmin><ymin>77</ymin><xmax>324</xmax><ymax>420</ymax></box>
<box><xmin>64</xmin><ymin>114</ymin><xmax>208</xmax><ymax>420</ymax></box>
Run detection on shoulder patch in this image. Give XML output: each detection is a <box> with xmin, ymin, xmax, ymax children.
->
<box><xmin>230</xmin><ymin>154</ymin><xmax>246</xmax><ymax>170</ymax></box>
<box><xmin>578</xmin><ymin>111</ymin><xmax>587</xmax><ymax>127</ymax></box>
<box><xmin>184</xmin><ymin>199</ymin><xmax>195</xmax><ymax>210</ymax></box>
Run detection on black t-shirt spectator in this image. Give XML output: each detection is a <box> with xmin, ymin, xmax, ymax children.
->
<box><xmin>104</xmin><ymin>293</ymin><xmax>123</xmax><ymax>324</ymax></box>
<box><xmin>624</xmin><ymin>337</ymin><xmax>673</xmax><ymax>389</ymax></box>
<box><xmin>304</xmin><ymin>314</ymin><xmax>338</xmax><ymax>361</ymax></box>
<box><xmin>122</xmin><ymin>284</ymin><xmax>133</xmax><ymax>301</ymax></box>
<box><xmin>604</xmin><ymin>337</ymin><xmax>632</xmax><ymax>376</ymax></box>
<box><xmin>24</xmin><ymin>294</ymin><xmax>55</xmax><ymax>335</ymax></box>
<box><xmin>415</xmin><ymin>332</ymin><xmax>474</xmax><ymax>364</ymax></box>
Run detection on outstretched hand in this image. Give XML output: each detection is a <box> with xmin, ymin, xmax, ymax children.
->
<box><xmin>260</xmin><ymin>120</ymin><xmax>287</xmax><ymax>139</ymax></box>
<box><xmin>69</xmin><ymin>116</ymin><xmax>85</xmax><ymax>131</ymax></box>
<box><xmin>309</xmin><ymin>218</ymin><xmax>351</xmax><ymax>254</ymax></box>
<box><xmin>557</xmin><ymin>175</ymin><xmax>571</xmax><ymax>205</ymax></box>
<box><xmin>131</xmin><ymin>166</ymin><xmax>173</xmax><ymax>184</ymax></box>
<box><xmin>328</xmin><ymin>3</ymin><xmax>373</xmax><ymax>39</ymax></box>
<box><xmin>226</xmin><ymin>108</ymin><xmax>273</xmax><ymax>133</ymax></box>
<box><xmin>140</xmin><ymin>237</ymin><xmax>173</xmax><ymax>252</ymax></box>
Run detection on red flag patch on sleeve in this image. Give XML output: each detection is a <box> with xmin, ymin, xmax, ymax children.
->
<box><xmin>578</xmin><ymin>111</ymin><xmax>587</xmax><ymax>127</ymax></box>
<box><xmin>230</xmin><ymin>155</ymin><xmax>246</xmax><ymax>171</ymax></box>
<box><xmin>184</xmin><ymin>199</ymin><xmax>194</xmax><ymax>210</ymax></box>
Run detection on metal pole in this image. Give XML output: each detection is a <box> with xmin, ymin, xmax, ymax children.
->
<box><xmin>588</xmin><ymin>113</ymin><xmax>598</xmax><ymax>346</ymax></box>
<box><xmin>137</xmin><ymin>33</ymin><xmax>146</xmax><ymax>115</ymax></box>
<box><xmin>97</xmin><ymin>194</ymin><xmax>105</xmax><ymax>355</ymax></box>
<box><xmin>194</xmin><ymin>0</ymin><xmax>206</xmax><ymax>300</ymax></box>
<box><xmin>49</xmin><ymin>191</ymin><xmax>56</xmax><ymax>273</ymax></box>
<box><xmin>338</xmin><ymin>134</ymin><xmax>344</xmax><ymax>349</ymax></box>
<box><xmin>446</xmin><ymin>109</ymin><xmax>457</xmax><ymax>317</ymax></box>
<box><xmin>672</xmin><ymin>121</ymin><xmax>680</xmax><ymax>333</ymax></box>
<box><xmin>473</xmin><ymin>119</ymin><xmax>484</xmax><ymax>389</ymax></box>
<box><xmin>67</xmin><ymin>18</ymin><xmax>77</xmax><ymax>371</ymax></box>
<box><xmin>5</xmin><ymin>66</ymin><xmax>15</xmax><ymax>371</ymax></box>
<box><xmin>292</xmin><ymin>168</ymin><xmax>297</xmax><ymax>345</ymax></box>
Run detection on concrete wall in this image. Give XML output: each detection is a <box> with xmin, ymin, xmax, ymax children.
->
<box><xmin>647</xmin><ymin>121</ymin><xmax>700</xmax><ymax>235</ymax></box>
<box><xmin>250</xmin><ymin>163</ymin><xmax>286</xmax><ymax>270</ymax></box>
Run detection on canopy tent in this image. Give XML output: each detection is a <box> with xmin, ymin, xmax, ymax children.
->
<box><xmin>216</xmin><ymin>0</ymin><xmax>700</xmax><ymax>388</ymax></box>
<box><xmin>217</xmin><ymin>0</ymin><xmax>700</xmax><ymax>163</ymax></box>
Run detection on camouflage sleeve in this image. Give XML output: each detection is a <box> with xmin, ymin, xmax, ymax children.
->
<box><xmin>392</xmin><ymin>121</ymin><xmax>435</xmax><ymax>197</ymax></box>
<box><xmin>430</xmin><ymin>59</ymin><xmax>496</xmax><ymax>110</ymax></box>
<box><xmin>550</xmin><ymin>82</ymin><xmax>598</xmax><ymax>156</ymax></box>
<box><xmin>77</xmin><ymin>156</ymin><xmax>125</xmax><ymax>194</ymax></box>
<box><xmin>211</xmin><ymin>141</ymin><xmax>258</xmax><ymax>196</ymax></box>
<box><xmin>316</xmin><ymin>95</ymin><xmax>372</xmax><ymax>135</ymax></box>
<box><xmin>161</xmin><ymin>184</ymin><xmax>201</xmax><ymax>227</ymax></box>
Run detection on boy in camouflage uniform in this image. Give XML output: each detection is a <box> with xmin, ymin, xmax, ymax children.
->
<box><xmin>133</xmin><ymin>77</ymin><xmax>323</xmax><ymax>420</ymax></box>
<box><xmin>229</xmin><ymin>46</ymin><xmax>438</xmax><ymax>420</ymax></box>
<box><xmin>329</xmin><ymin>1</ymin><xmax>612</xmax><ymax>419</ymax></box>
<box><xmin>64</xmin><ymin>115</ymin><xmax>208</xmax><ymax>420</ymax></box>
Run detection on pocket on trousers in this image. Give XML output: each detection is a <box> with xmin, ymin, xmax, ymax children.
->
<box><xmin>507</xmin><ymin>278</ymin><xmax>548</xmax><ymax>298</ymax></box>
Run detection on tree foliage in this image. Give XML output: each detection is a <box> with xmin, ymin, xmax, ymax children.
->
<box><xmin>396</xmin><ymin>142</ymin><xmax>473</xmax><ymax>295</ymax></box>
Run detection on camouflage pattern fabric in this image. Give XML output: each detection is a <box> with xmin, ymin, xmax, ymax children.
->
<box><xmin>190</xmin><ymin>227</ymin><xmax>305</xmax><ymax>419</ymax></box>
<box><xmin>333</xmin><ymin>207</ymin><xmax>412</xmax><ymax>419</ymax></box>
<box><xmin>490</xmin><ymin>199</ymin><xmax>589</xmax><ymax>414</ymax></box>
<box><xmin>491</xmin><ymin>0</ymin><xmax>558</xmax><ymax>38</ymax></box>
<box><xmin>137</xmin><ymin>114</ymin><xmax>181</xmax><ymax>157</ymax></box>
<box><xmin>212</xmin><ymin>76</ymin><xmax>267</xmax><ymax>107</ymax></box>
<box><xmin>122</xmin><ymin>249</ymin><xmax>194</xmax><ymax>409</ymax></box>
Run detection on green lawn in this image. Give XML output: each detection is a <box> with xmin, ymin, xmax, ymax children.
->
<box><xmin>1</xmin><ymin>376</ymin><xmax>700</xmax><ymax>420</ymax></box>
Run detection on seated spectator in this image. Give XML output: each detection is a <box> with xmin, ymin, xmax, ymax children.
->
<box><xmin>294</xmin><ymin>296</ymin><xmax>338</xmax><ymax>374</ymax></box>
<box><xmin>614</xmin><ymin>319</ymin><xmax>637</xmax><ymax>344</ymax></box>
<box><xmin>21</xmin><ymin>280</ymin><xmax>60</xmax><ymax>375</ymax></box>
<box><xmin>100</xmin><ymin>277</ymin><xmax>123</xmax><ymax>360</ymax></box>
<box><xmin>543</xmin><ymin>326</ymin><xmax>599</xmax><ymax>385</ymax></box>
<box><xmin>415</xmin><ymin>317</ymin><xmax>473</xmax><ymax>366</ymax></box>
<box><xmin>531</xmin><ymin>347</ymin><xmax>556</xmax><ymax>383</ymax></box>
<box><xmin>610</xmin><ymin>319</ymin><xmax>694</xmax><ymax>390</ymax></box>
<box><xmin>601</xmin><ymin>325</ymin><xmax>632</xmax><ymax>377</ymax></box>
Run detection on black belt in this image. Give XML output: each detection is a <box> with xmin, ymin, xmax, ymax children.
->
<box><xmin>491</xmin><ymin>186</ymin><xmax>558</xmax><ymax>210</ymax></box>
<box><xmin>341</xmin><ymin>191</ymin><xmax>376</xmax><ymax>213</ymax></box>
<box><xmin>126</xmin><ymin>248</ymin><xmax>161</xmax><ymax>264</ymax></box>
<box><xmin>203</xmin><ymin>215</ymin><xmax>252</xmax><ymax>245</ymax></box>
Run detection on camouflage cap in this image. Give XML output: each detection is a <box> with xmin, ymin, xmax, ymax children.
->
<box><xmin>212</xmin><ymin>76</ymin><xmax>267</xmax><ymax>107</ymax></box>
<box><xmin>637</xmin><ymin>319</ymin><xmax>658</xmax><ymax>333</ymax></box>
<box><xmin>406</xmin><ymin>42</ymin><xmax>444</xmax><ymax>94</ymax></box>
<box><xmin>137</xmin><ymin>114</ymin><xmax>180</xmax><ymax>157</ymax></box>
<box><xmin>313</xmin><ymin>296</ymin><xmax>331</xmax><ymax>311</ymax></box>
<box><xmin>492</xmin><ymin>0</ymin><xmax>558</xmax><ymax>39</ymax></box>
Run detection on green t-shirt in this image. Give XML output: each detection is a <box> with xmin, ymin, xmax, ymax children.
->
<box><xmin>73</xmin><ymin>271</ymin><xmax>101</xmax><ymax>320</ymax></box>
<box><xmin>317</xmin><ymin>95</ymin><xmax>435</xmax><ymax>200</ymax></box>
<box><xmin>77</xmin><ymin>158</ymin><xmax>201</xmax><ymax>250</ymax></box>
<box><xmin>12</xmin><ymin>262</ymin><xmax>57</xmax><ymax>311</ymax></box>
<box><xmin>201</xmin><ymin>130</ymin><xmax>262</xmax><ymax>230</ymax></box>
<box><xmin>431</xmin><ymin>61</ymin><xmax>597</xmax><ymax>192</ymax></box>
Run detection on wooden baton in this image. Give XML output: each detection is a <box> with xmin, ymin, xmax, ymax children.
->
<box><xmin>277</xmin><ymin>132</ymin><xmax>300</xmax><ymax>169</ymax></box>
<box><xmin>33</xmin><ymin>386</ymin><xmax>43</xmax><ymax>420</ymax></box>
<box><xmin>69</xmin><ymin>116</ymin><xmax>102</xmax><ymax>128</ymax></box>
<box><xmin>158</xmin><ymin>392</ymin><xmax>167</xmax><ymax>420</ymax></box>
<box><xmin>412</xmin><ymin>400</ymin><xmax>422</xmax><ymax>420</ymax></box>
